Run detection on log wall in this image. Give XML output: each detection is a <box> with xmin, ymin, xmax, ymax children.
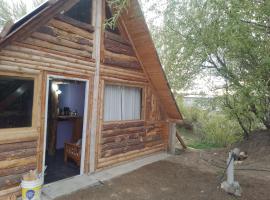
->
<box><xmin>103</xmin><ymin>31</ymin><xmax>141</xmax><ymax>70</ymax></box>
<box><xmin>0</xmin><ymin>15</ymin><xmax>95</xmax><ymax>198</ymax></box>
<box><xmin>97</xmin><ymin>31</ymin><xmax>168</xmax><ymax>169</ymax></box>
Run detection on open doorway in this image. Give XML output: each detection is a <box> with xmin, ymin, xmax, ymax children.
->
<box><xmin>44</xmin><ymin>76</ymin><xmax>88</xmax><ymax>184</ymax></box>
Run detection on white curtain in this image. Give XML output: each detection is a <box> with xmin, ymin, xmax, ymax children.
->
<box><xmin>104</xmin><ymin>85</ymin><xmax>122</xmax><ymax>121</ymax></box>
<box><xmin>121</xmin><ymin>87</ymin><xmax>141</xmax><ymax>120</ymax></box>
<box><xmin>104</xmin><ymin>85</ymin><xmax>141</xmax><ymax>121</ymax></box>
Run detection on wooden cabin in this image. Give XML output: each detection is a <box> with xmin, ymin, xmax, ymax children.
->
<box><xmin>0</xmin><ymin>0</ymin><xmax>183</xmax><ymax>198</ymax></box>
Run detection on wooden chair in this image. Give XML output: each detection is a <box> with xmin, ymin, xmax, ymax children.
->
<box><xmin>64</xmin><ymin>141</ymin><xmax>81</xmax><ymax>166</ymax></box>
<box><xmin>64</xmin><ymin>117</ymin><xmax>83</xmax><ymax>166</ymax></box>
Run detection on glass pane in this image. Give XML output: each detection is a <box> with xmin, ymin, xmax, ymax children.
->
<box><xmin>0</xmin><ymin>76</ymin><xmax>34</xmax><ymax>128</ymax></box>
<box><xmin>65</xmin><ymin>0</ymin><xmax>92</xmax><ymax>24</ymax></box>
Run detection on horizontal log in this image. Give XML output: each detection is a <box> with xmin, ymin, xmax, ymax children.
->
<box><xmin>0</xmin><ymin>49</ymin><xmax>94</xmax><ymax>71</ymax></box>
<box><xmin>101</xmin><ymin>132</ymin><xmax>145</xmax><ymax>145</ymax></box>
<box><xmin>23</xmin><ymin>37</ymin><xmax>91</xmax><ymax>58</ymax></box>
<box><xmin>0</xmin><ymin>156</ymin><xmax>36</xmax><ymax>170</ymax></box>
<box><xmin>103</xmin><ymin>121</ymin><xmax>145</xmax><ymax>131</ymax></box>
<box><xmin>37</xmin><ymin>25</ymin><xmax>57</xmax><ymax>37</ymax></box>
<box><xmin>0</xmin><ymin>58</ymin><xmax>92</xmax><ymax>76</ymax></box>
<box><xmin>9</xmin><ymin>43</ymin><xmax>95</xmax><ymax>66</ymax></box>
<box><xmin>0</xmin><ymin>148</ymin><xmax>36</xmax><ymax>161</ymax></box>
<box><xmin>105</xmin><ymin>31</ymin><xmax>130</xmax><ymax>46</ymax></box>
<box><xmin>102</xmin><ymin>126</ymin><xmax>145</xmax><ymax>138</ymax></box>
<box><xmin>105</xmin><ymin>38</ymin><xmax>135</xmax><ymax>56</ymax></box>
<box><xmin>143</xmin><ymin>134</ymin><xmax>162</xmax><ymax>143</ymax></box>
<box><xmin>101</xmin><ymin>143</ymin><xmax>145</xmax><ymax>158</ymax></box>
<box><xmin>0</xmin><ymin>163</ymin><xmax>36</xmax><ymax>177</ymax></box>
<box><xmin>105</xmin><ymin>50</ymin><xmax>138</xmax><ymax>62</ymax></box>
<box><xmin>97</xmin><ymin>144</ymin><xmax>165</xmax><ymax>168</ymax></box>
<box><xmin>49</xmin><ymin>19</ymin><xmax>93</xmax><ymax>40</ymax></box>
<box><xmin>0</xmin><ymin>141</ymin><xmax>37</xmax><ymax>153</ymax></box>
<box><xmin>0</xmin><ymin>173</ymin><xmax>23</xmax><ymax>190</ymax></box>
<box><xmin>38</xmin><ymin>25</ymin><xmax>93</xmax><ymax>46</ymax></box>
<box><xmin>32</xmin><ymin>32</ymin><xmax>93</xmax><ymax>52</ymax></box>
<box><xmin>101</xmin><ymin>76</ymin><xmax>147</xmax><ymax>87</ymax></box>
<box><xmin>0</xmin><ymin>186</ymin><xmax>20</xmax><ymax>199</ymax></box>
<box><xmin>0</xmin><ymin>64</ymin><xmax>39</xmax><ymax>74</ymax></box>
<box><xmin>102</xmin><ymin>139</ymin><xmax>142</xmax><ymax>151</ymax></box>
<box><xmin>104</xmin><ymin>58</ymin><xmax>141</xmax><ymax>70</ymax></box>
<box><xmin>0</xmin><ymin>129</ymin><xmax>38</xmax><ymax>145</ymax></box>
<box><xmin>144</xmin><ymin>140</ymin><xmax>163</xmax><ymax>148</ymax></box>
<box><xmin>55</xmin><ymin>14</ymin><xmax>95</xmax><ymax>33</ymax></box>
<box><xmin>100</xmin><ymin>65</ymin><xmax>146</xmax><ymax>80</ymax></box>
<box><xmin>100</xmin><ymin>72</ymin><xmax>147</xmax><ymax>83</ymax></box>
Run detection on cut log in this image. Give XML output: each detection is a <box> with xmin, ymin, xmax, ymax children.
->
<box><xmin>101</xmin><ymin>143</ymin><xmax>145</xmax><ymax>158</ymax></box>
<box><xmin>0</xmin><ymin>174</ymin><xmax>23</xmax><ymax>190</ymax></box>
<box><xmin>32</xmin><ymin>32</ymin><xmax>93</xmax><ymax>52</ymax></box>
<box><xmin>49</xmin><ymin>19</ymin><xmax>93</xmax><ymax>40</ymax></box>
<box><xmin>55</xmin><ymin>14</ymin><xmax>95</xmax><ymax>33</ymax></box>
<box><xmin>0</xmin><ymin>156</ymin><xmax>36</xmax><ymax>170</ymax></box>
<box><xmin>37</xmin><ymin>25</ymin><xmax>93</xmax><ymax>46</ymax></box>
<box><xmin>101</xmin><ymin>132</ymin><xmax>145</xmax><ymax>145</ymax></box>
<box><xmin>0</xmin><ymin>141</ymin><xmax>37</xmax><ymax>153</ymax></box>
<box><xmin>105</xmin><ymin>31</ymin><xmax>131</xmax><ymax>46</ymax></box>
<box><xmin>0</xmin><ymin>148</ymin><xmax>36</xmax><ymax>161</ymax></box>
<box><xmin>104</xmin><ymin>57</ymin><xmax>141</xmax><ymax>70</ymax></box>
<box><xmin>0</xmin><ymin>163</ymin><xmax>36</xmax><ymax>177</ymax></box>
<box><xmin>105</xmin><ymin>38</ymin><xmax>135</xmax><ymax>56</ymax></box>
<box><xmin>23</xmin><ymin>37</ymin><xmax>91</xmax><ymax>58</ymax></box>
<box><xmin>9</xmin><ymin>43</ymin><xmax>95</xmax><ymax>66</ymax></box>
<box><xmin>102</xmin><ymin>121</ymin><xmax>145</xmax><ymax>131</ymax></box>
<box><xmin>102</xmin><ymin>127</ymin><xmax>145</xmax><ymax>138</ymax></box>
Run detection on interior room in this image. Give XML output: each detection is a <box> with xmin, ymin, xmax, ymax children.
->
<box><xmin>45</xmin><ymin>78</ymin><xmax>86</xmax><ymax>184</ymax></box>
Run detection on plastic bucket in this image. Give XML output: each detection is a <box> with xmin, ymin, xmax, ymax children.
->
<box><xmin>21</xmin><ymin>178</ymin><xmax>43</xmax><ymax>200</ymax></box>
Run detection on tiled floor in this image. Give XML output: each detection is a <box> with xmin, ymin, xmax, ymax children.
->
<box><xmin>45</xmin><ymin>149</ymin><xmax>80</xmax><ymax>184</ymax></box>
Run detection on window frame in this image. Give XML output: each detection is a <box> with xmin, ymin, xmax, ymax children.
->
<box><xmin>0</xmin><ymin>72</ymin><xmax>39</xmax><ymax>131</ymax></box>
<box><xmin>102</xmin><ymin>82</ymin><xmax>145</xmax><ymax>123</ymax></box>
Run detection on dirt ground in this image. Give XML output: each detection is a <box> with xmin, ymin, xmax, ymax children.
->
<box><xmin>56</xmin><ymin>131</ymin><xmax>270</xmax><ymax>200</ymax></box>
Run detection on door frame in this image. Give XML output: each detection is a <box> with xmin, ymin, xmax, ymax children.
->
<box><xmin>42</xmin><ymin>74</ymin><xmax>90</xmax><ymax>176</ymax></box>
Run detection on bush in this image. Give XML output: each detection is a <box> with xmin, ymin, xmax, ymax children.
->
<box><xmin>179</xmin><ymin>99</ymin><xmax>243</xmax><ymax>148</ymax></box>
<box><xmin>199</xmin><ymin>113</ymin><xmax>243</xmax><ymax>147</ymax></box>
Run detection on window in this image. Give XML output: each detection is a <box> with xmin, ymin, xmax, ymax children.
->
<box><xmin>0</xmin><ymin>76</ymin><xmax>34</xmax><ymax>128</ymax></box>
<box><xmin>64</xmin><ymin>0</ymin><xmax>92</xmax><ymax>24</ymax></box>
<box><xmin>104</xmin><ymin>85</ymin><xmax>142</xmax><ymax>121</ymax></box>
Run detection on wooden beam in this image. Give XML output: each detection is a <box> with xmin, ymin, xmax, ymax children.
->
<box><xmin>176</xmin><ymin>129</ymin><xmax>187</xmax><ymax>149</ymax></box>
<box><xmin>168</xmin><ymin>123</ymin><xmax>176</xmax><ymax>154</ymax></box>
<box><xmin>89</xmin><ymin>0</ymin><xmax>103</xmax><ymax>174</ymax></box>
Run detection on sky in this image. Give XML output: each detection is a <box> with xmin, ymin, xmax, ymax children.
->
<box><xmin>6</xmin><ymin>0</ymin><xmax>224</xmax><ymax>96</ymax></box>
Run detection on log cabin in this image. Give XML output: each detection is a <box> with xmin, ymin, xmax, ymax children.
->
<box><xmin>0</xmin><ymin>0</ymin><xmax>183</xmax><ymax>198</ymax></box>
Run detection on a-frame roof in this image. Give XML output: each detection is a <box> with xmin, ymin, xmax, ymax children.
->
<box><xmin>0</xmin><ymin>0</ymin><xmax>182</xmax><ymax>120</ymax></box>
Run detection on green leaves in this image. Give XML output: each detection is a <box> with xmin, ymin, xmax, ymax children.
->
<box><xmin>152</xmin><ymin>0</ymin><xmax>270</xmax><ymax>134</ymax></box>
<box><xmin>105</xmin><ymin>0</ymin><xmax>130</xmax><ymax>29</ymax></box>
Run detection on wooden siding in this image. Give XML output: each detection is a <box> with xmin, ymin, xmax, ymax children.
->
<box><xmin>97</xmin><ymin>30</ymin><xmax>168</xmax><ymax>169</ymax></box>
<box><xmin>103</xmin><ymin>31</ymin><xmax>141</xmax><ymax>70</ymax></box>
<box><xmin>0</xmin><ymin>15</ymin><xmax>95</xmax><ymax>198</ymax></box>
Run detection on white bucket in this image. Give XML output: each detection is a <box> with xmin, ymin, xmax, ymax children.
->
<box><xmin>21</xmin><ymin>178</ymin><xmax>43</xmax><ymax>200</ymax></box>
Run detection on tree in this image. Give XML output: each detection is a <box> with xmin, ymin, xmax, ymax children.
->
<box><xmin>0</xmin><ymin>0</ymin><xmax>45</xmax><ymax>30</ymax></box>
<box><xmin>152</xmin><ymin>0</ymin><xmax>270</xmax><ymax>135</ymax></box>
